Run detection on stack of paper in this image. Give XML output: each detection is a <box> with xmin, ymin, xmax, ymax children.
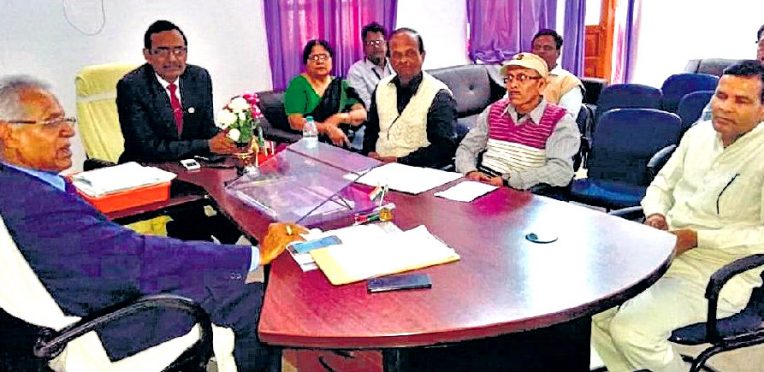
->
<box><xmin>310</xmin><ymin>225</ymin><xmax>460</xmax><ymax>285</ymax></box>
<box><xmin>72</xmin><ymin>162</ymin><xmax>176</xmax><ymax>197</ymax></box>
<box><xmin>434</xmin><ymin>181</ymin><xmax>498</xmax><ymax>202</ymax></box>
<box><xmin>287</xmin><ymin>223</ymin><xmax>401</xmax><ymax>272</ymax></box>
<box><xmin>345</xmin><ymin>163</ymin><xmax>462</xmax><ymax>194</ymax></box>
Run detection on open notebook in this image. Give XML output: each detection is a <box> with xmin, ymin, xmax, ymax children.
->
<box><xmin>310</xmin><ymin>225</ymin><xmax>460</xmax><ymax>285</ymax></box>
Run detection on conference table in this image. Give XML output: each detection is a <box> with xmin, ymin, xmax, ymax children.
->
<box><xmin>142</xmin><ymin>150</ymin><xmax>675</xmax><ymax>372</ymax></box>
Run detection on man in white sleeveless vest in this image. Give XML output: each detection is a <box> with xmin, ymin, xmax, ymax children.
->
<box><xmin>455</xmin><ymin>52</ymin><xmax>580</xmax><ymax>191</ymax></box>
<box><xmin>592</xmin><ymin>60</ymin><xmax>764</xmax><ymax>372</ymax></box>
<box><xmin>362</xmin><ymin>28</ymin><xmax>458</xmax><ymax>168</ymax></box>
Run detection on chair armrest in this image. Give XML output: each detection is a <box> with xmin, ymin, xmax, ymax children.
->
<box><xmin>33</xmin><ymin>294</ymin><xmax>213</xmax><ymax>363</ymax></box>
<box><xmin>83</xmin><ymin>158</ymin><xmax>117</xmax><ymax>171</ymax></box>
<box><xmin>703</xmin><ymin>254</ymin><xmax>764</xmax><ymax>341</ymax></box>
<box><xmin>608</xmin><ymin>206</ymin><xmax>645</xmax><ymax>222</ymax></box>
<box><xmin>647</xmin><ymin>145</ymin><xmax>677</xmax><ymax>180</ymax></box>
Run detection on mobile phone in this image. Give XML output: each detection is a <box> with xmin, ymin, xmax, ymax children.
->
<box><xmin>180</xmin><ymin>159</ymin><xmax>201</xmax><ymax>171</ymax></box>
<box><xmin>367</xmin><ymin>273</ymin><xmax>432</xmax><ymax>293</ymax></box>
<box><xmin>290</xmin><ymin>235</ymin><xmax>342</xmax><ymax>254</ymax></box>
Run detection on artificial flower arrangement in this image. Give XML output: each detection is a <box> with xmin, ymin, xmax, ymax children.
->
<box><xmin>216</xmin><ymin>93</ymin><xmax>267</xmax><ymax>153</ymax></box>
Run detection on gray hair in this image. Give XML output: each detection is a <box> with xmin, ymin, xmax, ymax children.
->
<box><xmin>0</xmin><ymin>75</ymin><xmax>50</xmax><ymax>120</ymax></box>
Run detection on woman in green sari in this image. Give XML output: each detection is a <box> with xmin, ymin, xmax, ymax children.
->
<box><xmin>284</xmin><ymin>39</ymin><xmax>367</xmax><ymax>147</ymax></box>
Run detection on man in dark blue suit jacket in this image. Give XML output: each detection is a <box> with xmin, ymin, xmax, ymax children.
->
<box><xmin>0</xmin><ymin>77</ymin><xmax>303</xmax><ymax>371</ymax></box>
<box><xmin>117</xmin><ymin>20</ymin><xmax>236</xmax><ymax>163</ymax></box>
<box><xmin>118</xmin><ymin>20</ymin><xmax>241</xmax><ymax>243</ymax></box>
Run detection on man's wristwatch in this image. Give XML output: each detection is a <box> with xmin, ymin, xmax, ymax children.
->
<box><xmin>502</xmin><ymin>175</ymin><xmax>510</xmax><ymax>187</ymax></box>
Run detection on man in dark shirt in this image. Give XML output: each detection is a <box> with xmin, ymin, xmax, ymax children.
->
<box><xmin>362</xmin><ymin>28</ymin><xmax>457</xmax><ymax>168</ymax></box>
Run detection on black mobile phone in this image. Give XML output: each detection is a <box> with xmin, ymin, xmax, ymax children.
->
<box><xmin>194</xmin><ymin>154</ymin><xmax>227</xmax><ymax>163</ymax></box>
<box><xmin>367</xmin><ymin>273</ymin><xmax>432</xmax><ymax>293</ymax></box>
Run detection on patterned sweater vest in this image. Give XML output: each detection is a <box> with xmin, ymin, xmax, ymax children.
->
<box><xmin>374</xmin><ymin>73</ymin><xmax>450</xmax><ymax>158</ymax></box>
<box><xmin>481</xmin><ymin>99</ymin><xmax>567</xmax><ymax>175</ymax></box>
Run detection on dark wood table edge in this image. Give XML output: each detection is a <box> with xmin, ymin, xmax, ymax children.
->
<box><xmin>259</xmin><ymin>249</ymin><xmax>675</xmax><ymax>349</ymax></box>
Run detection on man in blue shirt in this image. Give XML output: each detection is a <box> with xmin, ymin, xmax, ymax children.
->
<box><xmin>0</xmin><ymin>76</ymin><xmax>303</xmax><ymax>371</ymax></box>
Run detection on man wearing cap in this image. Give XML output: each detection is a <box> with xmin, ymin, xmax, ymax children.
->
<box><xmin>455</xmin><ymin>52</ymin><xmax>580</xmax><ymax>191</ymax></box>
<box><xmin>531</xmin><ymin>29</ymin><xmax>584</xmax><ymax>118</ymax></box>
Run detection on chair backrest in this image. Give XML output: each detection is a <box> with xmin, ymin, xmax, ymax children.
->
<box><xmin>588</xmin><ymin>108</ymin><xmax>682</xmax><ymax>186</ymax></box>
<box><xmin>428</xmin><ymin>64</ymin><xmax>494</xmax><ymax>118</ymax></box>
<box><xmin>0</xmin><ymin>214</ymin><xmax>206</xmax><ymax>371</ymax></box>
<box><xmin>677</xmin><ymin>90</ymin><xmax>714</xmax><ymax>133</ymax></box>
<box><xmin>75</xmin><ymin>63</ymin><xmax>137</xmax><ymax>163</ymax></box>
<box><xmin>574</xmin><ymin>104</ymin><xmax>595</xmax><ymax>171</ymax></box>
<box><xmin>594</xmin><ymin>83</ymin><xmax>663</xmax><ymax>125</ymax></box>
<box><xmin>581</xmin><ymin>77</ymin><xmax>608</xmax><ymax>105</ymax></box>
<box><xmin>660</xmin><ymin>73</ymin><xmax>719</xmax><ymax>113</ymax></box>
<box><xmin>684</xmin><ymin>58</ymin><xmax>744</xmax><ymax>77</ymax></box>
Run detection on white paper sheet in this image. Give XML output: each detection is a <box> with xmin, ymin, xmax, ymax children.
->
<box><xmin>434</xmin><ymin>181</ymin><xmax>498</xmax><ymax>202</ymax></box>
<box><xmin>71</xmin><ymin>162</ymin><xmax>176</xmax><ymax>196</ymax></box>
<box><xmin>344</xmin><ymin>163</ymin><xmax>462</xmax><ymax>194</ymax></box>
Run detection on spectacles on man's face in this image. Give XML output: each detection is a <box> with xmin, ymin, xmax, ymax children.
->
<box><xmin>150</xmin><ymin>46</ymin><xmax>188</xmax><ymax>58</ymax></box>
<box><xmin>504</xmin><ymin>74</ymin><xmax>543</xmax><ymax>83</ymax></box>
<box><xmin>365</xmin><ymin>40</ymin><xmax>385</xmax><ymax>47</ymax></box>
<box><xmin>3</xmin><ymin>117</ymin><xmax>77</xmax><ymax>130</ymax></box>
<box><xmin>308</xmin><ymin>53</ymin><xmax>331</xmax><ymax>63</ymax></box>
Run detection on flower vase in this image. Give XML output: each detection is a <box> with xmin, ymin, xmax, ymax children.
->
<box><xmin>232</xmin><ymin>139</ymin><xmax>259</xmax><ymax>176</ymax></box>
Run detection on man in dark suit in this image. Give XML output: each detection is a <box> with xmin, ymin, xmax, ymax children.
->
<box><xmin>0</xmin><ymin>76</ymin><xmax>303</xmax><ymax>371</ymax></box>
<box><xmin>118</xmin><ymin>20</ymin><xmax>240</xmax><ymax>243</ymax></box>
<box><xmin>117</xmin><ymin>20</ymin><xmax>235</xmax><ymax>162</ymax></box>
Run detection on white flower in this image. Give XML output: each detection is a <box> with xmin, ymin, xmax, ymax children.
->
<box><xmin>228</xmin><ymin>97</ymin><xmax>249</xmax><ymax>113</ymax></box>
<box><xmin>227</xmin><ymin>128</ymin><xmax>241</xmax><ymax>142</ymax></box>
<box><xmin>216</xmin><ymin>109</ymin><xmax>237</xmax><ymax>129</ymax></box>
<box><xmin>238</xmin><ymin>111</ymin><xmax>247</xmax><ymax>122</ymax></box>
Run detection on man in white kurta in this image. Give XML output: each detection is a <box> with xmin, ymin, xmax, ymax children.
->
<box><xmin>592</xmin><ymin>60</ymin><xmax>764</xmax><ymax>372</ymax></box>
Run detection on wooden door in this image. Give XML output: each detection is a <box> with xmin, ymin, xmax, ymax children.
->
<box><xmin>584</xmin><ymin>0</ymin><xmax>617</xmax><ymax>80</ymax></box>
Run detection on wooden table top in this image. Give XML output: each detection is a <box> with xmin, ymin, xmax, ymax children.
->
<box><xmin>168</xmin><ymin>162</ymin><xmax>675</xmax><ymax>350</ymax></box>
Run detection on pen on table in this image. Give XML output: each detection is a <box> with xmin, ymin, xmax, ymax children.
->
<box><xmin>286</xmin><ymin>225</ymin><xmax>293</xmax><ymax>236</ymax></box>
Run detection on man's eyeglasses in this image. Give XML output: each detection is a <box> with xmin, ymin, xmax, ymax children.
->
<box><xmin>150</xmin><ymin>47</ymin><xmax>188</xmax><ymax>58</ymax></box>
<box><xmin>308</xmin><ymin>53</ymin><xmax>330</xmax><ymax>62</ymax></box>
<box><xmin>365</xmin><ymin>40</ymin><xmax>385</xmax><ymax>47</ymax></box>
<box><xmin>504</xmin><ymin>74</ymin><xmax>543</xmax><ymax>83</ymax></box>
<box><xmin>3</xmin><ymin>117</ymin><xmax>77</xmax><ymax>129</ymax></box>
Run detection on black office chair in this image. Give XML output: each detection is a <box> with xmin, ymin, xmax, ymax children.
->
<box><xmin>609</xmin><ymin>207</ymin><xmax>764</xmax><ymax>372</ymax></box>
<box><xmin>0</xmin><ymin>214</ymin><xmax>220</xmax><ymax>372</ymax></box>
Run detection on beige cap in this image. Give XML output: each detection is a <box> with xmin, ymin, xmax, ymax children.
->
<box><xmin>500</xmin><ymin>52</ymin><xmax>549</xmax><ymax>78</ymax></box>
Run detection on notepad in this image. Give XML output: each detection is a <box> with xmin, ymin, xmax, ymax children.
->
<box><xmin>310</xmin><ymin>225</ymin><xmax>460</xmax><ymax>285</ymax></box>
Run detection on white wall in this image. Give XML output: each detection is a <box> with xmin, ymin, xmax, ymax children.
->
<box><xmin>396</xmin><ymin>0</ymin><xmax>470</xmax><ymax>69</ymax></box>
<box><xmin>0</xmin><ymin>0</ymin><xmax>272</xmax><ymax>171</ymax></box>
<box><xmin>631</xmin><ymin>0</ymin><xmax>764</xmax><ymax>87</ymax></box>
<box><xmin>0</xmin><ymin>0</ymin><xmax>474</xmax><ymax>171</ymax></box>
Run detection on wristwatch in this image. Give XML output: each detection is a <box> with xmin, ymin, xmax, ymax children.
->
<box><xmin>502</xmin><ymin>175</ymin><xmax>510</xmax><ymax>187</ymax></box>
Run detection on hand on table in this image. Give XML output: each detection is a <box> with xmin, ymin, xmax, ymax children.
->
<box><xmin>209</xmin><ymin>132</ymin><xmax>238</xmax><ymax>154</ymax></box>
<box><xmin>368</xmin><ymin>152</ymin><xmax>397</xmax><ymax>163</ymax></box>
<box><xmin>644</xmin><ymin>214</ymin><xmax>668</xmax><ymax>230</ymax></box>
<box><xmin>671</xmin><ymin>229</ymin><xmax>697</xmax><ymax>256</ymax></box>
<box><xmin>259</xmin><ymin>223</ymin><xmax>308</xmax><ymax>265</ymax></box>
<box><xmin>326</xmin><ymin>126</ymin><xmax>350</xmax><ymax>147</ymax></box>
<box><xmin>466</xmin><ymin>171</ymin><xmax>503</xmax><ymax>187</ymax></box>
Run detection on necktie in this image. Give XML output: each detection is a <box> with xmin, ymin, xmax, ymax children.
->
<box><xmin>168</xmin><ymin>83</ymin><xmax>184</xmax><ymax>135</ymax></box>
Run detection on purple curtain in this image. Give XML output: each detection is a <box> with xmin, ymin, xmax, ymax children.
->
<box><xmin>466</xmin><ymin>0</ymin><xmax>556</xmax><ymax>64</ymax></box>
<box><xmin>611</xmin><ymin>0</ymin><xmax>641</xmax><ymax>83</ymax></box>
<box><xmin>264</xmin><ymin>0</ymin><xmax>397</xmax><ymax>91</ymax></box>
<box><xmin>562</xmin><ymin>0</ymin><xmax>586</xmax><ymax>76</ymax></box>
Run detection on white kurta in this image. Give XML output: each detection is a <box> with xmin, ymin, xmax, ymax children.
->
<box><xmin>593</xmin><ymin>120</ymin><xmax>764</xmax><ymax>372</ymax></box>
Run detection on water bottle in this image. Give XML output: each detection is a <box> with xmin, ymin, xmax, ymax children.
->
<box><xmin>302</xmin><ymin>115</ymin><xmax>319</xmax><ymax>148</ymax></box>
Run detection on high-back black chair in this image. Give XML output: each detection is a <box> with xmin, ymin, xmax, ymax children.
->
<box><xmin>660</xmin><ymin>73</ymin><xmax>719</xmax><ymax>113</ymax></box>
<box><xmin>677</xmin><ymin>90</ymin><xmax>714</xmax><ymax>133</ymax></box>
<box><xmin>570</xmin><ymin>108</ymin><xmax>682</xmax><ymax>210</ymax></box>
<box><xmin>610</xmin><ymin>207</ymin><xmax>764</xmax><ymax>372</ymax></box>
<box><xmin>593</xmin><ymin>84</ymin><xmax>663</xmax><ymax>134</ymax></box>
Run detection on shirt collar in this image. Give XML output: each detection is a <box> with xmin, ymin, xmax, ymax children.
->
<box><xmin>154</xmin><ymin>73</ymin><xmax>178</xmax><ymax>89</ymax></box>
<box><xmin>392</xmin><ymin>71</ymin><xmax>424</xmax><ymax>91</ymax></box>
<box><xmin>364</xmin><ymin>57</ymin><xmax>391</xmax><ymax>71</ymax></box>
<box><xmin>550</xmin><ymin>65</ymin><xmax>564</xmax><ymax>76</ymax></box>
<box><xmin>504</xmin><ymin>98</ymin><xmax>548</xmax><ymax>125</ymax></box>
<box><xmin>2</xmin><ymin>162</ymin><xmax>66</xmax><ymax>192</ymax></box>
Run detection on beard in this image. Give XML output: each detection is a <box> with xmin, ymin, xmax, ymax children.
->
<box><xmin>367</xmin><ymin>55</ymin><xmax>384</xmax><ymax>66</ymax></box>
